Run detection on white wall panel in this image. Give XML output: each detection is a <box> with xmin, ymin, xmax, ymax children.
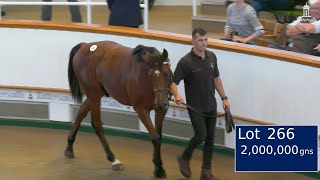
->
<box><xmin>0</xmin><ymin>27</ymin><xmax>320</xmax><ymax>128</ymax></box>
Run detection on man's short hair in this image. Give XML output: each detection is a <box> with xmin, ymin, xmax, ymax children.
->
<box><xmin>192</xmin><ymin>27</ymin><xmax>207</xmax><ymax>39</ymax></box>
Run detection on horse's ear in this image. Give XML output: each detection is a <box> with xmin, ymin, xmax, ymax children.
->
<box><xmin>162</xmin><ymin>49</ymin><xmax>168</xmax><ymax>61</ymax></box>
<box><xmin>145</xmin><ymin>51</ymin><xmax>153</xmax><ymax>64</ymax></box>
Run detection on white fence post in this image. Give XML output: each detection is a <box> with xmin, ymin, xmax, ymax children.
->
<box><xmin>0</xmin><ymin>0</ymin><xmax>2</xmax><ymax>21</ymax></box>
<box><xmin>143</xmin><ymin>0</ymin><xmax>149</xmax><ymax>31</ymax></box>
<box><xmin>86</xmin><ymin>0</ymin><xmax>92</xmax><ymax>24</ymax></box>
<box><xmin>193</xmin><ymin>0</ymin><xmax>197</xmax><ymax>17</ymax></box>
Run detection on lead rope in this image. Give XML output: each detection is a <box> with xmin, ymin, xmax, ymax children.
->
<box><xmin>168</xmin><ymin>96</ymin><xmax>224</xmax><ymax>118</ymax></box>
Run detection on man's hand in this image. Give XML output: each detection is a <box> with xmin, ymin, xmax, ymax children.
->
<box><xmin>170</xmin><ymin>82</ymin><xmax>185</xmax><ymax>105</ymax></box>
<box><xmin>175</xmin><ymin>95</ymin><xmax>185</xmax><ymax>105</ymax></box>
<box><xmin>222</xmin><ymin>99</ymin><xmax>230</xmax><ymax>110</ymax></box>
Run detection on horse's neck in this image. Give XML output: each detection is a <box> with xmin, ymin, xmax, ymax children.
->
<box><xmin>133</xmin><ymin>61</ymin><xmax>153</xmax><ymax>89</ymax></box>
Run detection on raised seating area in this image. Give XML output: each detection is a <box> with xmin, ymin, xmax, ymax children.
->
<box><xmin>192</xmin><ymin>0</ymin><xmax>294</xmax><ymax>47</ymax></box>
<box><xmin>256</xmin><ymin>20</ymin><xmax>286</xmax><ymax>47</ymax></box>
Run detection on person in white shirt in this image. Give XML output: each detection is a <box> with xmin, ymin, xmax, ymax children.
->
<box><xmin>286</xmin><ymin>0</ymin><xmax>320</xmax><ymax>55</ymax></box>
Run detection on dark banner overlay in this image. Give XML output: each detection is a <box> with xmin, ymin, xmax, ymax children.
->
<box><xmin>236</xmin><ymin>126</ymin><xmax>318</xmax><ymax>172</ymax></box>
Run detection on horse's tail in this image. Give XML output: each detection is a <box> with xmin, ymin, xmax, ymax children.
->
<box><xmin>68</xmin><ymin>43</ymin><xmax>83</xmax><ymax>104</ymax></box>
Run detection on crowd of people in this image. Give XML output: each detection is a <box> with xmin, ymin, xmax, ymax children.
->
<box><xmin>223</xmin><ymin>0</ymin><xmax>320</xmax><ymax>56</ymax></box>
<box><xmin>2</xmin><ymin>0</ymin><xmax>318</xmax><ymax>56</ymax></box>
<box><xmin>35</xmin><ymin>0</ymin><xmax>320</xmax><ymax>56</ymax></box>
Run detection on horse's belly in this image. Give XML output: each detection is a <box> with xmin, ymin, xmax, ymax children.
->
<box><xmin>111</xmin><ymin>94</ymin><xmax>132</xmax><ymax>106</ymax></box>
<box><xmin>104</xmin><ymin>86</ymin><xmax>132</xmax><ymax>106</ymax></box>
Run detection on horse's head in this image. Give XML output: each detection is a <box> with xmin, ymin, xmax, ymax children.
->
<box><xmin>145</xmin><ymin>49</ymin><xmax>172</xmax><ymax>112</ymax></box>
<box><xmin>133</xmin><ymin>45</ymin><xmax>172</xmax><ymax>112</ymax></box>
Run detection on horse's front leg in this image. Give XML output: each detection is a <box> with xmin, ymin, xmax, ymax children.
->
<box><xmin>65</xmin><ymin>99</ymin><xmax>90</xmax><ymax>158</ymax></box>
<box><xmin>89</xmin><ymin>97</ymin><xmax>123</xmax><ymax>171</ymax></box>
<box><xmin>135</xmin><ymin>108</ymin><xmax>167</xmax><ymax>178</ymax></box>
<box><xmin>153</xmin><ymin>111</ymin><xmax>167</xmax><ymax>178</ymax></box>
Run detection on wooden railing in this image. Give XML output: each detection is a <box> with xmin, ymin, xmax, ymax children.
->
<box><xmin>0</xmin><ymin>20</ymin><xmax>319</xmax><ymax>68</ymax></box>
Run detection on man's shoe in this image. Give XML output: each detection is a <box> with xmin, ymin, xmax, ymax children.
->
<box><xmin>177</xmin><ymin>155</ymin><xmax>191</xmax><ymax>178</ymax></box>
<box><xmin>200</xmin><ymin>169</ymin><xmax>220</xmax><ymax>180</ymax></box>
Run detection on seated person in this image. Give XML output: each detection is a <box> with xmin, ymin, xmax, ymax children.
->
<box><xmin>286</xmin><ymin>0</ymin><xmax>320</xmax><ymax>56</ymax></box>
<box><xmin>224</xmin><ymin>0</ymin><xmax>265</xmax><ymax>45</ymax></box>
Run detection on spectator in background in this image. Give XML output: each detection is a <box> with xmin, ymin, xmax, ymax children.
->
<box><xmin>107</xmin><ymin>0</ymin><xmax>143</xmax><ymax>28</ymax></box>
<box><xmin>251</xmin><ymin>0</ymin><xmax>268</xmax><ymax>14</ymax></box>
<box><xmin>251</xmin><ymin>0</ymin><xmax>305</xmax><ymax>15</ymax></box>
<box><xmin>286</xmin><ymin>0</ymin><xmax>320</xmax><ymax>55</ymax></box>
<box><xmin>224</xmin><ymin>0</ymin><xmax>265</xmax><ymax>45</ymax></box>
<box><xmin>41</xmin><ymin>0</ymin><xmax>82</xmax><ymax>23</ymax></box>
<box><xmin>1</xmin><ymin>11</ymin><xmax>5</xmax><ymax>17</ymax></box>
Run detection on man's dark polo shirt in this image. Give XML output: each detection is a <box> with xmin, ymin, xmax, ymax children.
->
<box><xmin>173</xmin><ymin>49</ymin><xmax>220</xmax><ymax>112</ymax></box>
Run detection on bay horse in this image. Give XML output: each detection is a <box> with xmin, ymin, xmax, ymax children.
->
<box><xmin>66</xmin><ymin>41</ymin><xmax>172</xmax><ymax>178</ymax></box>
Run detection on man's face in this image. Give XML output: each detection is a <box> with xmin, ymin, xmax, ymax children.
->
<box><xmin>310</xmin><ymin>2</ymin><xmax>320</xmax><ymax>18</ymax></box>
<box><xmin>192</xmin><ymin>33</ymin><xmax>208</xmax><ymax>52</ymax></box>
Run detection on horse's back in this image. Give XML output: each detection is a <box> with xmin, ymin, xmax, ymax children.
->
<box><xmin>74</xmin><ymin>41</ymin><xmax>133</xmax><ymax>70</ymax></box>
<box><xmin>77</xmin><ymin>41</ymin><xmax>131</xmax><ymax>58</ymax></box>
<box><xmin>72</xmin><ymin>41</ymin><xmax>153</xmax><ymax>107</ymax></box>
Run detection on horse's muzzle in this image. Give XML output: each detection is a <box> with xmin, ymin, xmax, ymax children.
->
<box><xmin>155</xmin><ymin>103</ymin><xmax>169</xmax><ymax>112</ymax></box>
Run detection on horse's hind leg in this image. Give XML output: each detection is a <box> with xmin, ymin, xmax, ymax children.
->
<box><xmin>65</xmin><ymin>99</ymin><xmax>90</xmax><ymax>158</ymax></box>
<box><xmin>153</xmin><ymin>111</ymin><xmax>166</xmax><ymax>178</ymax></box>
<box><xmin>89</xmin><ymin>97</ymin><xmax>123</xmax><ymax>171</ymax></box>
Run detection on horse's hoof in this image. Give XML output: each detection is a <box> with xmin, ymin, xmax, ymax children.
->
<box><xmin>64</xmin><ymin>149</ymin><xmax>74</xmax><ymax>159</ymax></box>
<box><xmin>112</xmin><ymin>163</ymin><xmax>124</xmax><ymax>171</ymax></box>
<box><xmin>154</xmin><ymin>167</ymin><xmax>167</xmax><ymax>179</ymax></box>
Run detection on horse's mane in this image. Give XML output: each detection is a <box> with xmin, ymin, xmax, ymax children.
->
<box><xmin>132</xmin><ymin>45</ymin><xmax>163</xmax><ymax>68</ymax></box>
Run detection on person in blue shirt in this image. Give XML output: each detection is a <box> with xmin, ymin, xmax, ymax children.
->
<box><xmin>107</xmin><ymin>0</ymin><xmax>143</xmax><ymax>28</ymax></box>
<box><xmin>251</xmin><ymin>0</ymin><xmax>300</xmax><ymax>14</ymax></box>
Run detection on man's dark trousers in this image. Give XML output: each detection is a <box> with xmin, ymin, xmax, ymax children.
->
<box><xmin>182</xmin><ymin>109</ymin><xmax>217</xmax><ymax>170</ymax></box>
